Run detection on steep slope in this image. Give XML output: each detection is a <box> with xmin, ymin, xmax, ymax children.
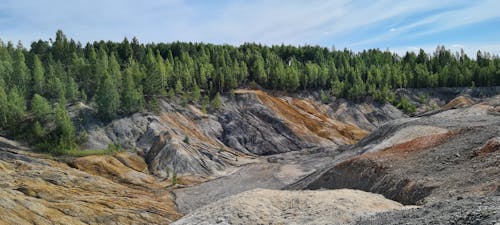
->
<box><xmin>81</xmin><ymin>100</ymin><xmax>249</xmax><ymax>178</ymax></box>
<box><xmin>81</xmin><ymin>89</ymin><xmax>368</xmax><ymax>177</ymax></box>
<box><xmin>0</xmin><ymin>139</ymin><xmax>181</xmax><ymax>224</ymax></box>
<box><xmin>221</xmin><ymin>90</ymin><xmax>368</xmax><ymax>154</ymax></box>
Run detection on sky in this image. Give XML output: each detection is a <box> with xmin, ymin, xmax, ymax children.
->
<box><xmin>1</xmin><ymin>0</ymin><xmax>499</xmax><ymax>56</ymax></box>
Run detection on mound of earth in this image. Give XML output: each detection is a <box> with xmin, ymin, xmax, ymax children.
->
<box><xmin>0</xmin><ymin>138</ymin><xmax>180</xmax><ymax>225</ymax></box>
<box><xmin>173</xmin><ymin>189</ymin><xmax>410</xmax><ymax>225</ymax></box>
<box><xmin>441</xmin><ymin>95</ymin><xmax>475</xmax><ymax>110</ymax></box>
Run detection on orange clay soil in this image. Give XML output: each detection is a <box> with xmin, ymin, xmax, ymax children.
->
<box><xmin>233</xmin><ymin>89</ymin><xmax>368</xmax><ymax>145</ymax></box>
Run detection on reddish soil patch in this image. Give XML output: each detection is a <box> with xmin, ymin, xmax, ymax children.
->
<box><xmin>473</xmin><ymin>137</ymin><xmax>500</xmax><ymax>156</ymax></box>
<box><xmin>362</xmin><ymin>132</ymin><xmax>456</xmax><ymax>160</ymax></box>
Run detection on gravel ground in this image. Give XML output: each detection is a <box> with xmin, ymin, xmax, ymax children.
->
<box><xmin>352</xmin><ymin>196</ymin><xmax>499</xmax><ymax>225</ymax></box>
<box><xmin>173</xmin><ymin>147</ymin><xmax>341</xmax><ymax>213</ymax></box>
<box><xmin>173</xmin><ymin>189</ymin><xmax>410</xmax><ymax>225</ymax></box>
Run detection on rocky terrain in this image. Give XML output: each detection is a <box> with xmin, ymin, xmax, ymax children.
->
<box><xmin>0</xmin><ymin>87</ymin><xmax>499</xmax><ymax>224</ymax></box>
<box><xmin>173</xmin><ymin>189</ymin><xmax>412</xmax><ymax>225</ymax></box>
<box><xmin>0</xmin><ymin>137</ymin><xmax>181</xmax><ymax>225</ymax></box>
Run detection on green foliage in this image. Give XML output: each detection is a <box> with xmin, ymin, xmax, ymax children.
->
<box><xmin>6</xmin><ymin>88</ymin><xmax>26</xmax><ymax>132</ymax></box>
<box><xmin>121</xmin><ymin>65</ymin><xmax>144</xmax><ymax>114</ymax></box>
<box><xmin>32</xmin><ymin>121</ymin><xmax>46</xmax><ymax>139</ymax></box>
<box><xmin>201</xmin><ymin>95</ymin><xmax>209</xmax><ymax>114</ymax></box>
<box><xmin>192</xmin><ymin>83</ymin><xmax>201</xmax><ymax>102</ymax></box>
<box><xmin>171</xmin><ymin>171</ymin><xmax>177</xmax><ymax>185</ymax></box>
<box><xmin>183</xmin><ymin>136</ymin><xmax>190</xmax><ymax>145</ymax></box>
<box><xmin>320</xmin><ymin>90</ymin><xmax>330</xmax><ymax>104</ymax></box>
<box><xmin>211</xmin><ymin>92</ymin><xmax>222</xmax><ymax>110</ymax></box>
<box><xmin>54</xmin><ymin>102</ymin><xmax>76</xmax><ymax>152</ymax></box>
<box><xmin>31</xmin><ymin>94</ymin><xmax>51</xmax><ymax>122</ymax></box>
<box><xmin>1</xmin><ymin>31</ymin><xmax>500</xmax><ymax>154</ymax></box>
<box><xmin>32</xmin><ymin>55</ymin><xmax>45</xmax><ymax>95</ymax></box>
<box><xmin>175</xmin><ymin>79</ymin><xmax>183</xmax><ymax>94</ymax></box>
<box><xmin>396</xmin><ymin>96</ymin><xmax>417</xmax><ymax>114</ymax></box>
<box><xmin>95</xmin><ymin>73</ymin><xmax>120</xmax><ymax>121</ymax></box>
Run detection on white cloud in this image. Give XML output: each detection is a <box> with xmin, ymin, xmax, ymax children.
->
<box><xmin>0</xmin><ymin>0</ymin><xmax>498</xmax><ymax>55</ymax></box>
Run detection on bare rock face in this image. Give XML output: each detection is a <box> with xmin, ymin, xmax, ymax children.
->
<box><xmin>328</xmin><ymin>100</ymin><xmax>405</xmax><ymax>131</ymax></box>
<box><xmin>82</xmin><ymin>100</ymin><xmax>247</xmax><ymax>178</ymax></box>
<box><xmin>81</xmin><ymin>90</ymin><xmax>368</xmax><ymax>177</ymax></box>
<box><xmin>0</xmin><ymin>138</ymin><xmax>181</xmax><ymax>225</ymax></box>
<box><xmin>219</xmin><ymin>90</ymin><xmax>368</xmax><ymax>155</ymax></box>
<box><xmin>172</xmin><ymin>189</ymin><xmax>409</xmax><ymax>225</ymax></box>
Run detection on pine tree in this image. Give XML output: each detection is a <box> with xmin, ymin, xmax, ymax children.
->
<box><xmin>12</xmin><ymin>50</ymin><xmax>30</xmax><ymax>96</ymax></box>
<box><xmin>211</xmin><ymin>92</ymin><xmax>222</xmax><ymax>109</ymax></box>
<box><xmin>121</xmin><ymin>65</ymin><xmax>144</xmax><ymax>114</ymax></box>
<box><xmin>143</xmin><ymin>49</ymin><xmax>165</xmax><ymax>96</ymax></box>
<box><xmin>95</xmin><ymin>73</ymin><xmax>120</xmax><ymax>121</ymax></box>
<box><xmin>0</xmin><ymin>80</ymin><xmax>8</xmax><ymax>128</ymax></box>
<box><xmin>32</xmin><ymin>55</ymin><xmax>45</xmax><ymax>95</ymax></box>
<box><xmin>31</xmin><ymin>94</ymin><xmax>51</xmax><ymax>122</ymax></box>
<box><xmin>54</xmin><ymin>102</ymin><xmax>76</xmax><ymax>152</ymax></box>
<box><xmin>192</xmin><ymin>82</ymin><xmax>201</xmax><ymax>102</ymax></box>
<box><xmin>6</xmin><ymin>87</ymin><xmax>26</xmax><ymax>132</ymax></box>
<box><xmin>175</xmin><ymin>79</ymin><xmax>183</xmax><ymax>94</ymax></box>
<box><xmin>109</xmin><ymin>53</ymin><xmax>122</xmax><ymax>87</ymax></box>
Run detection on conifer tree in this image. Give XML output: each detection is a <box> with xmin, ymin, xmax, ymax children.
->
<box><xmin>95</xmin><ymin>73</ymin><xmax>120</xmax><ymax>121</ymax></box>
<box><xmin>31</xmin><ymin>94</ymin><xmax>51</xmax><ymax>122</ymax></box>
<box><xmin>54</xmin><ymin>101</ymin><xmax>76</xmax><ymax>152</ymax></box>
<box><xmin>121</xmin><ymin>65</ymin><xmax>144</xmax><ymax>114</ymax></box>
<box><xmin>32</xmin><ymin>55</ymin><xmax>45</xmax><ymax>95</ymax></box>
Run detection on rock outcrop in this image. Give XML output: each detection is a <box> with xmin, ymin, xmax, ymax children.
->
<box><xmin>81</xmin><ymin>89</ymin><xmax>368</xmax><ymax>177</ymax></box>
<box><xmin>0</xmin><ymin>138</ymin><xmax>181</xmax><ymax>225</ymax></box>
<box><xmin>220</xmin><ymin>90</ymin><xmax>368</xmax><ymax>154</ymax></box>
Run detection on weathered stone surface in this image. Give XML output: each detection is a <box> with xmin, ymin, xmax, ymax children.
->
<box><xmin>81</xmin><ymin>90</ymin><xmax>368</xmax><ymax>177</ymax></box>
<box><xmin>219</xmin><ymin>90</ymin><xmax>368</xmax><ymax>155</ymax></box>
<box><xmin>0</xmin><ymin>139</ymin><xmax>181</xmax><ymax>225</ymax></box>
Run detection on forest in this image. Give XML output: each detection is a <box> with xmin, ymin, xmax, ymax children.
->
<box><xmin>1</xmin><ymin>30</ymin><xmax>499</xmax><ymax>153</ymax></box>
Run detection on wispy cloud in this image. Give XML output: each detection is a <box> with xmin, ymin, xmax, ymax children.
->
<box><xmin>0</xmin><ymin>0</ymin><xmax>498</xmax><ymax>55</ymax></box>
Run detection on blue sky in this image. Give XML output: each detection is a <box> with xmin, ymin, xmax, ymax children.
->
<box><xmin>1</xmin><ymin>0</ymin><xmax>499</xmax><ymax>56</ymax></box>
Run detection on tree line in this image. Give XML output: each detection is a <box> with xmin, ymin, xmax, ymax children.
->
<box><xmin>0</xmin><ymin>31</ymin><xmax>499</xmax><ymax>153</ymax></box>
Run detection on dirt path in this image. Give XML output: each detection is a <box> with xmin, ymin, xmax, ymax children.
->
<box><xmin>173</xmin><ymin>147</ymin><xmax>340</xmax><ymax>213</ymax></box>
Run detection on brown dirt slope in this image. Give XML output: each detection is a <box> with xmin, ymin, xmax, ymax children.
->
<box><xmin>234</xmin><ymin>89</ymin><xmax>368</xmax><ymax>145</ymax></box>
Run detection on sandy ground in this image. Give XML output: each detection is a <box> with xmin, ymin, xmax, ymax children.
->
<box><xmin>173</xmin><ymin>189</ymin><xmax>411</xmax><ymax>225</ymax></box>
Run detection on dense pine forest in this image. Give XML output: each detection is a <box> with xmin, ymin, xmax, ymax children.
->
<box><xmin>1</xmin><ymin>30</ymin><xmax>499</xmax><ymax>153</ymax></box>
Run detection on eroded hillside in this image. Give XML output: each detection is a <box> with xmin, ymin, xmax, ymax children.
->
<box><xmin>0</xmin><ymin>138</ymin><xmax>181</xmax><ymax>225</ymax></box>
<box><xmin>1</xmin><ymin>88</ymin><xmax>499</xmax><ymax>225</ymax></box>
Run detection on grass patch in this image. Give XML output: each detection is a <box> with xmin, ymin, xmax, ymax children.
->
<box><xmin>36</xmin><ymin>143</ymin><xmax>123</xmax><ymax>157</ymax></box>
<box><xmin>62</xmin><ymin>148</ymin><xmax>119</xmax><ymax>157</ymax></box>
